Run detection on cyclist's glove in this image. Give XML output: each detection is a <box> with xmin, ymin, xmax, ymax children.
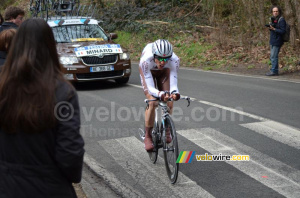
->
<box><xmin>172</xmin><ymin>93</ymin><xmax>180</xmax><ymax>101</ymax></box>
<box><xmin>159</xmin><ymin>91</ymin><xmax>169</xmax><ymax>101</ymax></box>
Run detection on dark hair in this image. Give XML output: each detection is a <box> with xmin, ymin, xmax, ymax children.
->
<box><xmin>0</xmin><ymin>13</ymin><xmax>3</xmax><ymax>25</ymax></box>
<box><xmin>0</xmin><ymin>29</ymin><xmax>17</xmax><ymax>51</ymax></box>
<box><xmin>270</xmin><ymin>5</ymin><xmax>282</xmax><ymax>15</ymax></box>
<box><xmin>4</xmin><ymin>6</ymin><xmax>25</xmax><ymax>20</ymax></box>
<box><xmin>0</xmin><ymin>18</ymin><xmax>68</xmax><ymax>133</ymax></box>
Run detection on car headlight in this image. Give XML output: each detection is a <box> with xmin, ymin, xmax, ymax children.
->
<box><xmin>60</xmin><ymin>56</ymin><xmax>79</xmax><ymax>65</ymax></box>
<box><xmin>120</xmin><ymin>53</ymin><xmax>130</xmax><ymax>60</ymax></box>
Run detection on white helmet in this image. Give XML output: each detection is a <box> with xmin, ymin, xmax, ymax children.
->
<box><xmin>152</xmin><ymin>39</ymin><xmax>173</xmax><ymax>57</ymax></box>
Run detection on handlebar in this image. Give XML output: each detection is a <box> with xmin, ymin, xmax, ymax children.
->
<box><xmin>144</xmin><ymin>96</ymin><xmax>191</xmax><ymax>109</ymax></box>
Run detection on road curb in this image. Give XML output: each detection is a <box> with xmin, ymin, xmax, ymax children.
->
<box><xmin>80</xmin><ymin>178</ymin><xmax>98</xmax><ymax>198</ymax></box>
<box><xmin>83</xmin><ymin>154</ymin><xmax>145</xmax><ymax>198</ymax></box>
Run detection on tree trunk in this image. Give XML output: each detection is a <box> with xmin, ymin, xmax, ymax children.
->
<box><xmin>283</xmin><ymin>0</ymin><xmax>296</xmax><ymax>46</ymax></box>
<box><xmin>256</xmin><ymin>0</ymin><xmax>266</xmax><ymax>28</ymax></box>
<box><xmin>242</xmin><ymin>0</ymin><xmax>255</xmax><ymax>28</ymax></box>
<box><xmin>291</xmin><ymin>0</ymin><xmax>300</xmax><ymax>40</ymax></box>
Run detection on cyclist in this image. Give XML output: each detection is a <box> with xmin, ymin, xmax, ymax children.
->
<box><xmin>139</xmin><ymin>39</ymin><xmax>180</xmax><ymax>152</ymax></box>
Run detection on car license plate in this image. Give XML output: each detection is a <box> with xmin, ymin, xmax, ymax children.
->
<box><xmin>90</xmin><ymin>66</ymin><xmax>114</xmax><ymax>72</ymax></box>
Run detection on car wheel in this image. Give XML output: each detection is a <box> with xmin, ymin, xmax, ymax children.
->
<box><xmin>115</xmin><ymin>77</ymin><xmax>129</xmax><ymax>84</ymax></box>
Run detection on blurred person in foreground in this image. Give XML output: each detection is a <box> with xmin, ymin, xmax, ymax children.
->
<box><xmin>0</xmin><ymin>6</ymin><xmax>25</xmax><ymax>32</ymax></box>
<box><xmin>0</xmin><ymin>29</ymin><xmax>17</xmax><ymax>68</ymax></box>
<box><xmin>0</xmin><ymin>18</ymin><xmax>84</xmax><ymax>198</ymax></box>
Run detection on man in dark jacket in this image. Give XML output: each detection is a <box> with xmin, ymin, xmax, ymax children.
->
<box><xmin>0</xmin><ymin>6</ymin><xmax>25</xmax><ymax>33</ymax></box>
<box><xmin>266</xmin><ymin>6</ymin><xmax>286</xmax><ymax>76</ymax></box>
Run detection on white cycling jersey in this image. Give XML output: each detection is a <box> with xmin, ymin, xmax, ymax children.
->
<box><xmin>139</xmin><ymin>43</ymin><xmax>180</xmax><ymax>98</ymax></box>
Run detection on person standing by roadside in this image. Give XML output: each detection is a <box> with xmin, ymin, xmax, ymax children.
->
<box><xmin>0</xmin><ymin>18</ymin><xmax>84</xmax><ymax>198</ymax></box>
<box><xmin>0</xmin><ymin>29</ymin><xmax>17</xmax><ymax>68</ymax></box>
<box><xmin>265</xmin><ymin>5</ymin><xmax>286</xmax><ymax>76</ymax></box>
<box><xmin>0</xmin><ymin>6</ymin><xmax>25</xmax><ymax>33</ymax></box>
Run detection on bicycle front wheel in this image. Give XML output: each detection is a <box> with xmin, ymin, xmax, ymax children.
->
<box><xmin>163</xmin><ymin>115</ymin><xmax>179</xmax><ymax>184</ymax></box>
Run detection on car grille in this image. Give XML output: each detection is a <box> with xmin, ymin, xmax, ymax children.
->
<box><xmin>81</xmin><ymin>55</ymin><xmax>118</xmax><ymax>65</ymax></box>
<box><xmin>76</xmin><ymin>70</ymin><xmax>123</xmax><ymax>80</ymax></box>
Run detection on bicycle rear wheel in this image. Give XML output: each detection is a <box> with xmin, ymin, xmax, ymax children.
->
<box><xmin>41</xmin><ymin>0</ymin><xmax>48</xmax><ymax>19</ymax></box>
<box><xmin>30</xmin><ymin>0</ymin><xmax>39</xmax><ymax>17</ymax></box>
<box><xmin>148</xmin><ymin>122</ymin><xmax>159</xmax><ymax>164</ymax></box>
<box><xmin>163</xmin><ymin>116</ymin><xmax>179</xmax><ymax>184</ymax></box>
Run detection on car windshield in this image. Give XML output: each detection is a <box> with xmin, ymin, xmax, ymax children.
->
<box><xmin>52</xmin><ymin>24</ymin><xmax>108</xmax><ymax>43</ymax></box>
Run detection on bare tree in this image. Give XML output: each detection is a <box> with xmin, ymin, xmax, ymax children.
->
<box><xmin>256</xmin><ymin>0</ymin><xmax>266</xmax><ymax>28</ymax></box>
<box><xmin>291</xmin><ymin>0</ymin><xmax>300</xmax><ymax>40</ymax></box>
<box><xmin>283</xmin><ymin>0</ymin><xmax>296</xmax><ymax>46</ymax></box>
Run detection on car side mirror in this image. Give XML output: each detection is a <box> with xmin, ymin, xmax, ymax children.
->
<box><xmin>110</xmin><ymin>33</ymin><xmax>118</xmax><ymax>40</ymax></box>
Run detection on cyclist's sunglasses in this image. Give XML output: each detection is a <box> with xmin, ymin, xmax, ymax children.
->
<box><xmin>155</xmin><ymin>56</ymin><xmax>171</xmax><ymax>62</ymax></box>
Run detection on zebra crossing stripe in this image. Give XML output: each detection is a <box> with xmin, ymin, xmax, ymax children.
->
<box><xmin>177</xmin><ymin>128</ymin><xmax>300</xmax><ymax>198</ymax></box>
<box><xmin>84</xmin><ymin>153</ymin><xmax>145</xmax><ymax>198</ymax></box>
<box><xmin>99</xmin><ymin>136</ymin><xmax>215</xmax><ymax>198</ymax></box>
<box><xmin>240</xmin><ymin>121</ymin><xmax>300</xmax><ymax>149</ymax></box>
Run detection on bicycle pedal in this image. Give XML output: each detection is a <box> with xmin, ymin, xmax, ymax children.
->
<box><xmin>138</xmin><ymin>128</ymin><xmax>145</xmax><ymax>140</ymax></box>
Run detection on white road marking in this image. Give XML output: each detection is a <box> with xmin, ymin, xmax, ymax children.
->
<box><xmin>128</xmin><ymin>83</ymin><xmax>284</xmax><ymax>123</ymax></box>
<box><xmin>180</xmin><ymin>67</ymin><xmax>300</xmax><ymax>84</ymax></box>
<box><xmin>84</xmin><ymin>154</ymin><xmax>145</xmax><ymax>198</ymax></box>
<box><xmin>240</xmin><ymin>121</ymin><xmax>300</xmax><ymax>149</ymax></box>
<box><xmin>177</xmin><ymin>128</ymin><xmax>300</xmax><ymax>198</ymax></box>
<box><xmin>197</xmin><ymin>100</ymin><xmax>267</xmax><ymax>121</ymax></box>
<box><xmin>99</xmin><ymin>136</ymin><xmax>215</xmax><ymax>198</ymax></box>
<box><xmin>128</xmin><ymin>83</ymin><xmax>267</xmax><ymax>121</ymax></box>
<box><xmin>131</xmin><ymin>62</ymin><xmax>300</xmax><ymax>83</ymax></box>
<box><xmin>128</xmin><ymin>83</ymin><xmax>300</xmax><ymax>137</ymax></box>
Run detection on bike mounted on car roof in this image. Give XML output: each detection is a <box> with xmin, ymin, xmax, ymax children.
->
<box><xmin>30</xmin><ymin>0</ymin><xmax>98</xmax><ymax>21</ymax></box>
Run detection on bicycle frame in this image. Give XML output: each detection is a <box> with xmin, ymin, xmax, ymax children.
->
<box><xmin>152</xmin><ymin>101</ymin><xmax>170</xmax><ymax>149</ymax></box>
<box><xmin>143</xmin><ymin>96</ymin><xmax>190</xmax><ymax>143</ymax></box>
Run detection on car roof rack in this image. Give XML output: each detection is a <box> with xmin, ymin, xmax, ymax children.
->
<box><xmin>29</xmin><ymin>0</ymin><xmax>98</xmax><ymax>21</ymax></box>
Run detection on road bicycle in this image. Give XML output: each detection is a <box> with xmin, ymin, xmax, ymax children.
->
<box><xmin>30</xmin><ymin>0</ymin><xmax>80</xmax><ymax>19</ymax></box>
<box><xmin>139</xmin><ymin>94</ymin><xmax>190</xmax><ymax>184</ymax></box>
<box><xmin>30</xmin><ymin>0</ymin><xmax>48</xmax><ymax>18</ymax></box>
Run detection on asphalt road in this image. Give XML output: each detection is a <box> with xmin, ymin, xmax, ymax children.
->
<box><xmin>76</xmin><ymin>63</ymin><xmax>300</xmax><ymax>198</ymax></box>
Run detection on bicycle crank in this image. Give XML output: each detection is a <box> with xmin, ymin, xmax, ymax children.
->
<box><xmin>138</xmin><ymin>128</ymin><xmax>145</xmax><ymax>140</ymax></box>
